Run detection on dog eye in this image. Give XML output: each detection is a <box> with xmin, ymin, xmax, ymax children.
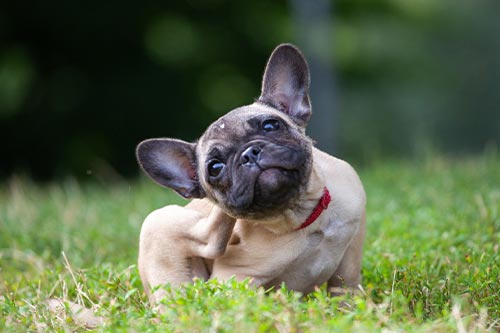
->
<box><xmin>207</xmin><ymin>160</ymin><xmax>225</xmax><ymax>177</ymax></box>
<box><xmin>262</xmin><ymin>119</ymin><xmax>280</xmax><ymax>132</ymax></box>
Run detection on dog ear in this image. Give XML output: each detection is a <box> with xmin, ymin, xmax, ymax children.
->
<box><xmin>136</xmin><ymin>138</ymin><xmax>205</xmax><ymax>199</ymax></box>
<box><xmin>259</xmin><ymin>44</ymin><xmax>311</xmax><ymax>127</ymax></box>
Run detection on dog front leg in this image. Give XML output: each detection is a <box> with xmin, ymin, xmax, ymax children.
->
<box><xmin>138</xmin><ymin>205</ymin><xmax>235</xmax><ymax>306</ymax></box>
<box><xmin>186</xmin><ymin>205</ymin><xmax>236</xmax><ymax>259</ymax></box>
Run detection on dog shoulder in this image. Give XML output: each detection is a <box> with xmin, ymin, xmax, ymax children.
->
<box><xmin>184</xmin><ymin>198</ymin><xmax>214</xmax><ymax>216</ymax></box>
<box><xmin>145</xmin><ymin>199</ymin><xmax>212</xmax><ymax>221</ymax></box>
<box><xmin>141</xmin><ymin>201</ymin><xmax>208</xmax><ymax>234</ymax></box>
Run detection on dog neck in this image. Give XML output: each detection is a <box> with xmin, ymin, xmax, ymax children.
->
<box><xmin>294</xmin><ymin>187</ymin><xmax>331</xmax><ymax>231</ymax></box>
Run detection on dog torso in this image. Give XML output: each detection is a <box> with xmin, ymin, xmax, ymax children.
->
<box><xmin>143</xmin><ymin>147</ymin><xmax>365</xmax><ymax>294</ymax></box>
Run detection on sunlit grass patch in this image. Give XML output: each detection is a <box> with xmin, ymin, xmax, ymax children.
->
<box><xmin>1</xmin><ymin>155</ymin><xmax>499</xmax><ymax>331</ymax></box>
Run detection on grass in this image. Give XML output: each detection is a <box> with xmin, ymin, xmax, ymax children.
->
<box><xmin>1</xmin><ymin>154</ymin><xmax>499</xmax><ymax>332</ymax></box>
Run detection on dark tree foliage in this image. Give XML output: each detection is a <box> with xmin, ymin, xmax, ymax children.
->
<box><xmin>0</xmin><ymin>0</ymin><xmax>499</xmax><ymax>179</ymax></box>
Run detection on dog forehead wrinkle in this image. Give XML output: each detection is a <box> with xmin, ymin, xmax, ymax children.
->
<box><xmin>204</xmin><ymin>123</ymin><xmax>247</xmax><ymax>145</ymax></box>
<box><xmin>214</xmin><ymin>119</ymin><xmax>226</xmax><ymax>130</ymax></box>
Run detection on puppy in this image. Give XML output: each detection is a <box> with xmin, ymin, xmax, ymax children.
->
<box><xmin>136</xmin><ymin>44</ymin><xmax>366</xmax><ymax>305</ymax></box>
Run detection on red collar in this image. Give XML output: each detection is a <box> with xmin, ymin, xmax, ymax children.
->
<box><xmin>295</xmin><ymin>187</ymin><xmax>331</xmax><ymax>231</ymax></box>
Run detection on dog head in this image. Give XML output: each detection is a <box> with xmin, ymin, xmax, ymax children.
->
<box><xmin>137</xmin><ymin>44</ymin><xmax>314</xmax><ymax>219</ymax></box>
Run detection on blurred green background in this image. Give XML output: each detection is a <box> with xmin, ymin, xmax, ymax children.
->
<box><xmin>1</xmin><ymin>0</ymin><xmax>499</xmax><ymax>180</ymax></box>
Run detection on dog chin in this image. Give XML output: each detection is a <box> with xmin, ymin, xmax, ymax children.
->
<box><xmin>224</xmin><ymin>168</ymin><xmax>300</xmax><ymax>218</ymax></box>
<box><xmin>256</xmin><ymin>168</ymin><xmax>298</xmax><ymax>195</ymax></box>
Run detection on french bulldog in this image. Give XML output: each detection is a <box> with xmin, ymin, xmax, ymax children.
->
<box><xmin>136</xmin><ymin>44</ymin><xmax>366</xmax><ymax>305</ymax></box>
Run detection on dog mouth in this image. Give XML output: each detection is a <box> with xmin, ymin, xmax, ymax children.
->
<box><xmin>256</xmin><ymin>167</ymin><xmax>297</xmax><ymax>191</ymax></box>
<box><xmin>225</xmin><ymin>165</ymin><xmax>303</xmax><ymax>218</ymax></box>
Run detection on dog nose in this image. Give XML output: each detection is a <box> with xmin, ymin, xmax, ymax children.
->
<box><xmin>240</xmin><ymin>146</ymin><xmax>262</xmax><ymax>166</ymax></box>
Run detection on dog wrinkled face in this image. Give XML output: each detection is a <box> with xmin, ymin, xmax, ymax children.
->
<box><xmin>136</xmin><ymin>44</ymin><xmax>314</xmax><ymax>219</ymax></box>
<box><xmin>197</xmin><ymin>105</ymin><xmax>313</xmax><ymax>218</ymax></box>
